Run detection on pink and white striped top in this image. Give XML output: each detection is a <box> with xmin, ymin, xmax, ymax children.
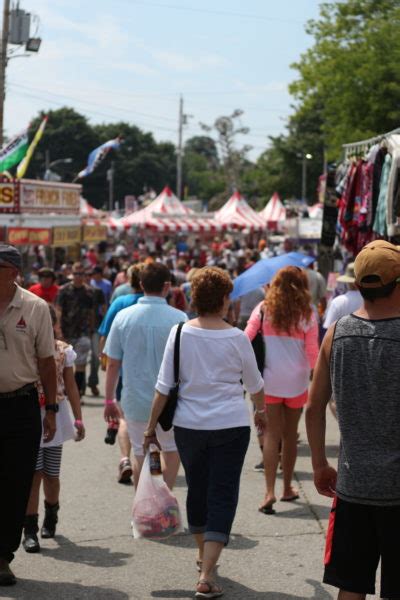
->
<box><xmin>245</xmin><ymin>302</ymin><xmax>319</xmax><ymax>397</ymax></box>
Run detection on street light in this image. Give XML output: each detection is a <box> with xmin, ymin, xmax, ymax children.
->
<box><xmin>301</xmin><ymin>153</ymin><xmax>313</xmax><ymax>202</ymax></box>
<box><xmin>44</xmin><ymin>157</ymin><xmax>73</xmax><ymax>181</ymax></box>
<box><xmin>25</xmin><ymin>38</ymin><xmax>41</xmax><ymax>52</ymax></box>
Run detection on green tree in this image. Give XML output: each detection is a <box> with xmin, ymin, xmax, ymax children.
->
<box><xmin>291</xmin><ymin>0</ymin><xmax>400</xmax><ymax>158</ymax></box>
<box><xmin>184</xmin><ymin>136</ymin><xmax>219</xmax><ymax>169</ymax></box>
<box><xmin>24</xmin><ymin>107</ymin><xmax>99</xmax><ymax>184</ymax></box>
<box><xmin>246</xmin><ymin>97</ymin><xmax>324</xmax><ymax>204</ymax></box>
<box><xmin>21</xmin><ymin>108</ymin><xmax>177</xmax><ymax>209</ymax></box>
<box><xmin>200</xmin><ymin>110</ymin><xmax>251</xmax><ymax>192</ymax></box>
<box><xmin>90</xmin><ymin>122</ymin><xmax>176</xmax><ymax>208</ymax></box>
<box><xmin>183</xmin><ymin>136</ymin><xmax>225</xmax><ymax>200</ymax></box>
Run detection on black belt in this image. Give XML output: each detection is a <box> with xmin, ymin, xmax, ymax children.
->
<box><xmin>0</xmin><ymin>383</ymin><xmax>36</xmax><ymax>399</ymax></box>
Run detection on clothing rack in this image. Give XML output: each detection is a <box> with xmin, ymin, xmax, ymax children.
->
<box><xmin>343</xmin><ymin>126</ymin><xmax>400</xmax><ymax>159</ymax></box>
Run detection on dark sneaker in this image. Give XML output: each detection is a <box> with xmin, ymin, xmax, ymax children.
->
<box><xmin>0</xmin><ymin>559</ymin><xmax>16</xmax><ymax>586</ymax></box>
<box><xmin>254</xmin><ymin>461</ymin><xmax>264</xmax><ymax>472</ymax></box>
<box><xmin>90</xmin><ymin>386</ymin><xmax>100</xmax><ymax>397</ymax></box>
<box><xmin>118</xmin><ymin>458</ymin><xmax>133</xmax><ymax>484</ymax></box>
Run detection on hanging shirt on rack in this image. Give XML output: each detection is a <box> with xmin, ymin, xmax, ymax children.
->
<box><xmin>373</xmin><ymin>153</ymin><xmax>391</xmax><ymax>237</ymax></box>
<box><xmin>386</xmin><ymin>134</ymin><xmax>400</xmax><ymax>236</ymax></box>
<box><xmin>372</xmin><ymin>146</ymin><xmax>387</xmax><ymax>224</ymax></box>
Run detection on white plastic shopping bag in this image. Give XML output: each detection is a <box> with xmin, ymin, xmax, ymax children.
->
<box><xmin>132</xmin><ymin>452</ymin><xmax>182</xmax><ymax>539</ymax></box>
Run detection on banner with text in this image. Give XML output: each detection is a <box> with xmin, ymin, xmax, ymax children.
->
<box><xmin>82</xmin><ymin>224</ymin><xmax>108</xmax><ymax>242</ymax></box>
<box><xmin>52</xmin><ymin>226</ymin><xmax>81</xmax><ymax>246</ymax></box>
<box><xmin>7</xmin><ymin>227</ymin><xmax>51</xmax><ymax>245</ymax></box>
<box><xmin>0</xmin><ymin>179</ymin><xmax>19</xmax><ymax>213</ymax></box>
<box><xmin>20</xmin><ymin>180</ymin><xmax>81</xmax><ymax>214</ymax></box>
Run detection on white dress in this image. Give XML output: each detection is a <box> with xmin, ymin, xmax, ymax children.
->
<box><xmin>39</xmin><ymin>345</ymin><xmax>76</xmax><ymax>448</ymax></box>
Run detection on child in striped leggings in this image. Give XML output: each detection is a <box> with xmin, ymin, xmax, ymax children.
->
<box><xmin>22</xmin><ymin>306</ymin><xmax>85</xmax><ymax>553</ymax></box>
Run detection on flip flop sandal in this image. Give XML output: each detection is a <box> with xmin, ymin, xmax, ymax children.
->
<box><xmin>281</xmin><ymin>494</ymin><xmax>300</xmax><ymax>502</ymax></box>
<box><xmin>195</xmin><ymin>580</ymin><xmax>223</xmax><ymax>598</ymax></box>
<box><xmin>259</xmin><ymin>503</ymin><xmax>276</xmax><ymax>515</ymax></box>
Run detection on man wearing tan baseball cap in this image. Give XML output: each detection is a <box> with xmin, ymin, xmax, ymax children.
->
<box><xmin>354</xmin><ymin>239</ymin><xmax>400</xmax><ymax>288</ymax></box>
<box><xmin>306</xmin><ymin>238</ymin><xmax>400</xmax><ymax>600</ymax></box>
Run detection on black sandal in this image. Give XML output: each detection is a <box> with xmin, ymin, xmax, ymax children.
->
<box><xmin>259</xmin><ymin>502</ymin><xmax>276</xmax><ymax>515</ymax></box>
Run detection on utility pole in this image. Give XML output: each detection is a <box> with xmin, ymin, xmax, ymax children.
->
<box><xmin>0</xmin><ymin>0</ymin><xmax>10</xmax><ymax>147</ymax></box>
<box><xmin>301</xmin><ymin>153</ymin><xmax>313</xmax><ymax>202</ymax></box>
<box><xmin>301</xmin><ymin>155</ymin><xmax>306</xmax><ymax>202</ymax></box>
<box><xmin>176</xmin><ymin>95</ymin><xmax>183</xmax><ymax>199</ymax></box>
<box><xmin>107</xmin><ymin>161</ymin><xmax>114</xmax><ymax>212</ymax></box>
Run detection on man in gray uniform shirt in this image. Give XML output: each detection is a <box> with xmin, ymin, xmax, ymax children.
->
<box><xmin>307</xmin><ymin>240</ymin><xmax>400</xmax><ymax>600</ymax></box>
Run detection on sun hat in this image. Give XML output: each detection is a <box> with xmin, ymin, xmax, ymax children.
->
<box><xmin>354</xmin><ymin>240</ymin><xmax>400</xmax><ymax>288</ymax></box>
<box><xmin>337</xmin><ymin>262</ymin><xmax>356</xmax><ymax>284</ymax></box>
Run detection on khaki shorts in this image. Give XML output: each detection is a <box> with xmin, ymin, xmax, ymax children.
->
<box><xmin>126</xmin><ymin>420</ymin><xmax>177</xmax><ymax>457</ymax></box>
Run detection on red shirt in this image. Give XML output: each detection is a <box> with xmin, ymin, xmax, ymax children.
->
<box><xmin>29</xmin><ymin>283</ymin><xmax>59</xmax><ymax>303</ymax></box>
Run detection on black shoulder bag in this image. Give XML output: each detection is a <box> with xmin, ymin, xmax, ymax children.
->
<box><xmin>251</xmin><ymin>309</ymin><xmax>265</xmax><ymax>374</ymax></box>
<box><xmin>158</xmin><ymin>322</ymin><xmax>184</xmax><ymax>432</ymax></box>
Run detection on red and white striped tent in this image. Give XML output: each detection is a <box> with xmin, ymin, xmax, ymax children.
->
<box><xmin>260</xmin><ymin>192</ymin><xmax>286</xmax><ymax>225</ymax></box>
<box><xmin>214</xmin><ymin>191</ymin><xmax>266</xmax><ymax>231</ymax></box>
<box><xmin>118</xmin><ymin>186</ymin><xmax>223</xmax><ymax>233</ymax></box>
<box><xmin>80</xmin><ymin>197</ymin><xmax>121</xmax><ymax>230</ymax></box>
<box><xmin>80</xmin><ymin>197</ymin><xmax>104</xmax><ymax>218</ymax></box>
<box><xmin>307</xmin><ymin>202</ymin><xmax>323</xmax><ymax>219</ymax></box>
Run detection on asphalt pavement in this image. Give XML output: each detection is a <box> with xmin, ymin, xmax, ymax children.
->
<box><xmin>0</xmin><ymin>382</ymin><xmax>382</xmax><ymax>600</ymax></box>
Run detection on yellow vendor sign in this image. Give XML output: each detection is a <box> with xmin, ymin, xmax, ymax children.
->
<box><xmin>82</xmin><ymin>224</ymin><xmax>108</xmax><ymax>243</ymax></box>
<box><xmin>52</xmin><ymin>226</ymin><xmax>81</xmax><ymax>247</ymax></box>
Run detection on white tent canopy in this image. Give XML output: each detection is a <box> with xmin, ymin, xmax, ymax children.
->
<box><xmin>116</xmin><ymin>186</ymin><xmax>224</xmax><ymax>233</ymax></box>
<box><xmin>214</xmin><ymin>191</ymin><xmax>266</xmax><ymax>231</ymax></box>
<box><xmin>260</xmin><ymin>192</ymin><xmax>286</xmax><ymax>222</ymax></box>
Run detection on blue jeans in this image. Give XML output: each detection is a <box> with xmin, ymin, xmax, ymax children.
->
<box><xmin>174</xmin><ymin>426</ymin><xmax>250</xmax><ymax>545</ymax></box>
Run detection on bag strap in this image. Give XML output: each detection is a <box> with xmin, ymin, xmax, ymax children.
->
<box><xmin>259</xmin><ymin>306</ymin><xmax>264</xmax><ymax>332</ymax></box>
<box><xmin>173</xmin><ymin>322</ymin><xmax>184</xmax><ymax>385</ymax></box>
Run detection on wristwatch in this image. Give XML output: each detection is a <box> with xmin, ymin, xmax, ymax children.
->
<box><xmin>45</xmin><ymin>404</ymin><xmax>59</xmax><ymax>413</ymax></box>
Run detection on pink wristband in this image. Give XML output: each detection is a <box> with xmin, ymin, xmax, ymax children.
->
<box><xmin>74</xmin><ymin>419</ymin><xmax>83</xmax><ymax>426</ymax></box>
<box><xmin>105</xmin><ymin>399</ymin><xmax>115</xmax><ymax>405</ymax></box>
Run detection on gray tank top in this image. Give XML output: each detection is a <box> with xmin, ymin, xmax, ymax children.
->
<box><xmin>331</xmin><ymin>314</ymin><xmax>400</xmax><ymax>505</ymax></box>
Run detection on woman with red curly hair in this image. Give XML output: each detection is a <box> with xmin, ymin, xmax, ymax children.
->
<box><xmin>245</xmin><ymin>266</ymin><xmax>319</xmax><ymax>514</ymax></box>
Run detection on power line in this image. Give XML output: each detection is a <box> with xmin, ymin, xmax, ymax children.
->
<box><xmin>126</xmin><ymin>0</ymin><xmax>303</xmax><ymax>25</ymax></box>
<box><xmin>8</xmin><ymin>87</ymin><xmax>178</xmax><ymax>134</ymax></box>
<box><xmin>9</xmin><ymin>80</ymin><xmax>288</xmax><ymax>134</ymax></box>
<box><xmin>11</xmin><ymin>77</ymin><xmax>291</xmax><ymax>101</ymax></box>
<box><xmin>9</xmin><ymin>81</ymin><xmax>178</xmax><ymax>123</ymax></box>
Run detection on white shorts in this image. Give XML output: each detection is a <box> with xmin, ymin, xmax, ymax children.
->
<box><xmin>126</xmin><ymin>420</ymin><xmax>177</xmax><ymax>457</ymax></box>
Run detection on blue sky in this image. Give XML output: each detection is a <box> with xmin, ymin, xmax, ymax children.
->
<box><xmin>5</xmin><ymin>0</ymin><xmax>322</xmax><ymax>160</ymax></box>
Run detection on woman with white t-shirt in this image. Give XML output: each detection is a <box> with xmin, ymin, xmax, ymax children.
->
<box><xmin>246</xmin><ymin>266</ymin><xmax>319</xmax><ymax>515</ymax></box>
<box><xmin>143</xmin><ymin>267</ymin><xmax>265</xmax><ymax>599</ymax></box>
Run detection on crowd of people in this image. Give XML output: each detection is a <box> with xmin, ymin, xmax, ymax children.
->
<box><xmin>0</xmin><ymin>234</ymin><xmax>399</xmax><ymax>600</ymax></box>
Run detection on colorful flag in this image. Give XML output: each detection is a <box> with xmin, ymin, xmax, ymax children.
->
<box><xmin>77</xmin><ymin>137</ymin><xmax>122</xmax><ymax>179</ymax></box>
<box><xmin>16</xmin><ymin>116</ymin><xmax>48</xmax><ymax>179</ymax></box>
<box><xmin>0</xmin><ymin>129</ymin><xmax>28</xmax><ymax>173</ymax></box>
